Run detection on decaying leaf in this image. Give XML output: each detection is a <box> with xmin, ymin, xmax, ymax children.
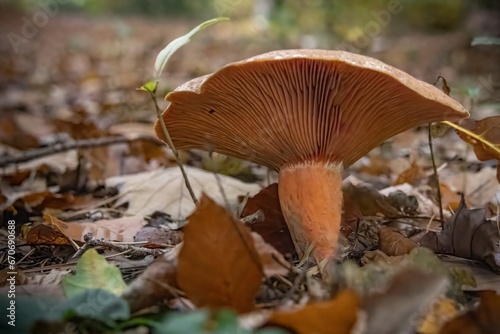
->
<box><xmin>41</xmin><ymin>213</ymin><xmax>146</xmax><ymax>243</ymax></box>
<box><xmin>343</xmin><ymin>183</ymin><xmax>400</xmax><ymax>217</ymax></box>
<box><xmin>361</xmin><ymin>268</ymin><xmax>448</xmax><ymax>334</ymax></box>
<box><xmin>240</xmin><ymin>183</ymin><xmax>295</xmax><ymax>256</ymax></box>
<box><xmin>251</xmin><ymin>232</ymin><xmax>291</xmax><ymax>277</ymax></box>
<box><xmin>420</xmin><ymin>197</ymin><xmax>500</xmax><ymax>273</ymax></box>
<box><xmin>440</xmin><ymin>291</ymin><xmax>500</xmax><ymax>334</ymax></box>
<box><xmin>177</xmin><ymin>194</ymin><xmax>263</xmax><ymax>313</ymax></box>
<box><xmin>417</xmin><ymin>298</ymin><xmax>460</xmax><ymax>334</ymax></box>
<box><xmin>106</xmin><ymin>167</ymin><xmax>260</xmax><ymax>219</ymax></box>
<box><xmin>378</xmin><ymin>226</ymin><xmax>418</xmax><ymax>256</ymax></box>
<box><xmin>123</xmin><ymin>245</ymin><xmax>180</xmax><ymax>312</ymax></box>
<box><xmin>62</xmin><ymin>249</ymin><xmax>127</xmax><ymax>298</ymax></box>
<box><xmin>393</xmin><ymin>160</ymin><xmax>422</xmax><ymax>186</ymax></box>
<box><xmin>455</xmin><ymin>116</ymin><xmax>500</xmax><ymax>182</ymax></box>
<box><xmin>266</xmin><ymin>289</ymin><xmax>359</xmax><ymax>334</ymax></box>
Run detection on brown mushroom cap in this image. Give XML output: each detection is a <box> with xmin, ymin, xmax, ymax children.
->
<box><xmin>156</xmin><ymin>49</ymin><xmax>468</xmax><ymax>171</ymax></box>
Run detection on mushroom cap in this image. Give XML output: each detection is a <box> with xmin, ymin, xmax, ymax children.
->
<box><xmin>155</xmin><ymin>49</ymin><xmax>469</xmax><ymax>171</ymax></box>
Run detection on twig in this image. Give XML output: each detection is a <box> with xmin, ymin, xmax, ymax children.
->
<box><xmin>71</xmin><ymin>233</ymin><xmax>163</xmax><ymax>259</ymax></box>
<box><xmin>0</xmin><ymin>135</ymin><xmax>162</xmax><ymax>168</ymax></box>
<box><xmin>428</xmin><ymin>123</ymin><xmax>444</xmax><ymax>229</ymax></box>
<box><xmin>147</xmin><ymin>89</ymin><xmax>198</xmax><ymax>204</ymax></box>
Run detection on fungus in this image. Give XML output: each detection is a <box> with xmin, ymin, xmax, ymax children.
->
<box><xmin>155</xmin><ymin>49</ymin><xmax>469</xmax><ymax>262</ymax></box>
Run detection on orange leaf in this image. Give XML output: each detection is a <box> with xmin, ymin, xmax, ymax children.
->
<box><xmin>393</xmin><ymin>160</ymin><xmax>422</xmax><ymax>186</ymax></box>
<box><xmin>378</xmin><ymin>226</ymin><xmax>418</xmax><ymax>256</ymax></box>
<box><xmin>267</xmin><ymin>289</ymin><xmax>359</xmax><ymax>334</ymax></box>
<box><xmin>240</xmin><ymin>183</ymin><xmax>295</xmax><ymax>256</ymax></box>
<box><xmin>177</xmin><ymin>194</ymin><xmax>263</xmax><ymax>313</ymax></box>
<box><xmin>440</xmin><ymin>291</ymin><xmax>500</xmax><ymax>333</ymax></box>
<box><xmin>455</xmin><ymin>116</ymin><xmax>500</xmax><ymax>182</ymax></box>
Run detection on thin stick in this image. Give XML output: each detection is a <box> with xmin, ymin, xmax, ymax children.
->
<box><xmin>428</xmin><ymin>123</ymin><xmax>444</xmax><ymax>229</ymax></box>
<box><xmin>0</xmin><ymin>135</ymin><xmax>162</xmax><ymax>168</ymax></box>
<box><xmin>147</xmin><ymin>89</ymin><xmax>198</xmax><ymax>204</ymax></box>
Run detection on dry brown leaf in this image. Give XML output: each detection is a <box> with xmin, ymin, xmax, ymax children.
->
<box><xmin>420</xmin><ymin>197</ymin><xmax>500</xmax><ymax>273</ymax></box>
<box><xmin>440</xmin><ymin>291</ymin><xmax>500</xmax><ymax>334</ymax></box>
<box><xmin>251</xmin><ymin>232</ymin><xmax>291</xmax><ymax>277</ymax></box>
<box><xmin>24</xmin><ymin>223</ymin><xmax>72</xmax><ymax>245</ymax></box>
<box><xmin>177</xmin><ymin>194</ymin><xmax>263</xmax><ymax>313</ymax></box>
<box><xmin>266</xmin><ymin>289</ymin><xmax>359</xmax><ymax>334</ymax></box>
<box><xmin>14</xmin><ymin>191</ymin><xmax>76</xmax><ymax>211</ymax></box>
<box><xmin>456</xmin><ymin>116</ymin><xmax>500</xmax><ymax>182</ymax></box>
<box><xmin>440</xmin><ymin>183</ymin><xmax>462</xmax><ymax>211</ymax></box>
<box><xmin>343</xmin><ymin>183</ymin><xmax>400</xmax><ymax>217</ymax></box>
<box><xmin>41</xmin><ymin>213</ymin><xmax>146</xmax><ymax>243</ymax></box>
<box><xmin>123</xmin><ymin>245</ymin><xmax>180</xmax><ymax>312</ymax></box>
<box><xmin>393</xmin><ymin>160</ymin><xmax>422</xmax><ymax>186</ymax></box>
<box><xmin>378</xmin><ymin>226</ymin><xmax>418</xmax><ymax>256</ymax></box>
<box><xmin>240</xmin><ymin>183</ymin><xmax>295</xmax><ymax>256</ymax></box>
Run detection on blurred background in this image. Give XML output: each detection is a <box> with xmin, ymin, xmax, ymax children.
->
<box><xmin>0</xmin><ymin>0</ymin><xmax>499</xmax><ymax>186</ymax></box>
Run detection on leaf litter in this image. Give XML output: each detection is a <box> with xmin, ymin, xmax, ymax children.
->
<box><xmin>0</xmin><ymin>9</ymin><xmax>499</xmax><ymax>334</ymax></box>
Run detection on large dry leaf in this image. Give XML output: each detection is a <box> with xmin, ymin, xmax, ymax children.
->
<box><xmin>106</xmin><ymin>167</ymin><xmax>261</xmax><ymax>219</ymax></box>
<box><xmin>240</xmin><ymin>183</ymin><xmax>295</xmax><ymax>256</ymax></box>
<box><xmin>440</xmin><ymin>291</ymin><xmax>500</xmax><ymax>334</ymax></box>
<box><xmin>420</xmin><ymin>198</ymin><xmax>500</xmax><ymax>273</ymax></box>
<box><xmin>177</xmin><ymin>194</ymin><xmax>263</xmax><ymax>313</ymax></box>
<box><xmin>267</xmin><ymin>289</ymin><xmax>359</xmax><ymax>334</ymax></box>
<box><xmin>456</xmin><ymin>116</ymin><xmax>500</xmax><ymax>182</ymax></box>
<box><xmin>40</xmin><ymin>213</ymin><xmax>146</xmax><ymax>243</ymax></box>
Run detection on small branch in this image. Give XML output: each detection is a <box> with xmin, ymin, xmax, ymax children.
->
<box><xmin>0</xmin><ymin>135</ymin><xmax>162</xmax><ymax>168</ymax></box>
<box><xmin>71</xmin><ymin>233</ymin><xmax>163</xmax><ymax>259</ymax></box>
<box><xmin>147</xmin><ymin>89</ymin><xmax>198</xmax><ymax>204</ymax></box>
<box><xmin>428</xmin><ymin>123</ymin><xmax>444</xmax><ymax>229</ymax></box>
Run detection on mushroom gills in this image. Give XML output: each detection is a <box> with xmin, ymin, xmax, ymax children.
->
<box><xmin>278</xmin><ymin>160</ymin><xmax>343</xmax><ymax>261</ymax></box>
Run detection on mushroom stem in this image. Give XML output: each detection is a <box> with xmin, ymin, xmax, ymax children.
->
<box><xmin>278</xmin><ymin>161</ymin><xmax>343</xmax><ymax>262</ymax></box>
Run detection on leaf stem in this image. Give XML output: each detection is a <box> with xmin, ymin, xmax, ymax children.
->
<box><xmin>147</xmin><ymin>88</ymin><xmax>198</xmax><ymax>204</ymax></box>
<box><xmin>428</xmin><ymin>123</ymin><xmax>444</xmax><ymax>229</ymax></box>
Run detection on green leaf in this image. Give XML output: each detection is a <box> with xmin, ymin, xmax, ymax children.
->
<box><xmin>140</xmin><ymin>80</ymin><xmax>158</xmax><ymax>94</ymax></box>
<box><xmin>0</xmin><ymin>289</ymin><xmax>130</xmax><ymax>332</ymax></box>
<box><xmin>153</xmin><ymin>17</ymin><xmax>229</xmax><ymax>79</ymax></box>
<box><xmin>62</xmin><ymin>289</ymin><xmax>130</xmax><ymax>324</ymax></box>
<box><xmin>153</xmin><ymin>310</ymin><xmax>209</xmax><ymax>334</ymax></box>
<box><xmin>471</xmin><ymin>36</ymin><xmax>500</xmax><ymax>46</ymax></box>
<box><xmin>62</xmin><ymin>249</ymin><xmax>127</xmax><ymax>298</ymax></box>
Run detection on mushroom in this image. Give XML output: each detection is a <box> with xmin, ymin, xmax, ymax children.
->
<box><xmin>155</xmin><ymin>49</ymin><xmax>469</xmax><ymax>262</ymax></box>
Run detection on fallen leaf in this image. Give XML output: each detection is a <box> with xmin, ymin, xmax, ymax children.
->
<box><xmin>440</xmin><ymin>291</ymin><xmax>500</xmax><ymax>334</ymax></box>
<box><xmin>417</xmin><ymin>298</ymin><xmax>460</xmax><ymax>334</ymax></box>
<box><xmin>240</xmin><ymin>183</ymin><xmax>295</xmax><ymax>256</ymax></box>
<box><xmin>361</xmin><ymin>268</ymin><xmax>448</xmax><ymax>334</ymax></box>
<box><xmin>343</xmin><ymin>183</ymin><xmax>400</xmax><ymax>217</ymax></box>
<box><xmin>177</xmin><ymin>194</ymin><xmax>263</xmax><ymax>313</ymax></box>
<box><xmin>251</xmin><ymin>232</ymin><xmax>291</xmax><ymax>277</ymax></box>
<box><xmin>394</xmin><ymin>160</ymin><xmax>422</xmax><ymax>186</ymax></box>
<box><xmin>266</xmin><ymin>289</ymin><xmax>359</xmax><ymax>334</ymax></box>
<box><xmin>439</xmin><ymin>183</ymin><xmax>462</xmax><ymax>211</ymax></box>
<box><xmin>106</xmin><ymin>167</ymin><xmax>261</xmax><ymax>219</ymax></box>
<box><xmin>62</xmin><ymin>249</ymin><xmax>127</xmax><ymax>298</ymax></box>
<box><xmin>456</xmin><ymin>116</ymin><xmax>500</xmax><ymax>182</ymax></box>
<box><xmin>378</xmin><ymin>226</ymin><xmax>418</xmax><ymax>256</ymax></box>
<box><xmin>43</xmin><ymin>213</ymin><xmax>146</xmax><ymax>243</ymax></box>
<box><xmin>419</xmin><ymin>197</ymin><xmax>500</xmax><ymax>273</ymax></box>
<box><xmin>123</xmin><ymin>245</ymin><xmax>180</xmax><ymax>312</ymax></box>
<box><xmin>24</xmin><ymin>222</ymin><xmax>72</xmax><ymax>245</ymax></box>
